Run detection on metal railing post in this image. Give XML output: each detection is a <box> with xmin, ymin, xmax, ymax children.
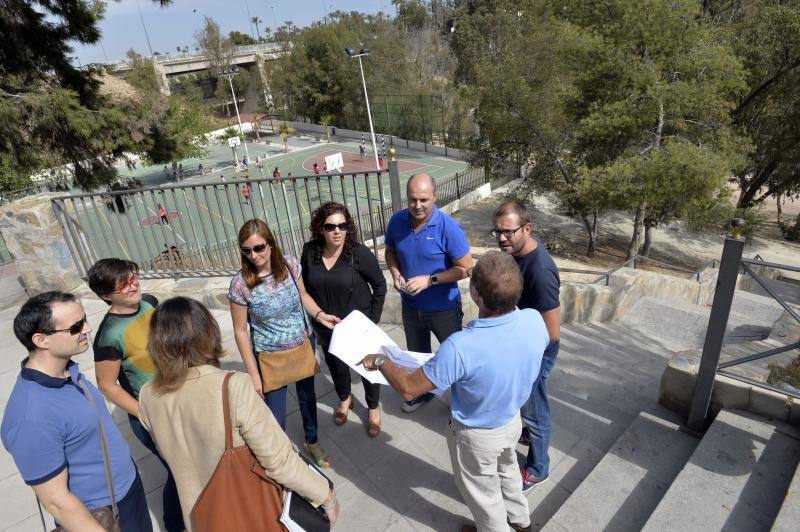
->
<box><xmin>686</xmin><ymin>236</ymin><xmax>745</xmax><ymax>431</ymax></box>
<box><xmin>388</xmin><ymin>151</ymin><xmax>402</xmax><ymax>214</ymax></box>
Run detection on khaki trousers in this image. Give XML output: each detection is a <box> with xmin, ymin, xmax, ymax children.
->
<box><xmin>447</xmin><ymin>414</ymin><xmax>530</xmax><ymax>532</ymax></box>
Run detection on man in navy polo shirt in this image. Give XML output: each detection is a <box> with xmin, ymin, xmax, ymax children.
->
<box><xmin>360</xmin><ymin>251</ymin><xmax>548</xmax><ymax>531</ymax></box>
<box><xmin>385</xmin><ymin>173</ymin><xmax>473</xmax><ymax>412</ymax></box>
<box><xmin>493</xmin><ymin>200</ymin><xmax>561</xmax><ymax>493</ymax></box>
<box><xmin>1</xmin><ymin>291</ymin><xmax>151</xmax><ymax>531</ymax></box>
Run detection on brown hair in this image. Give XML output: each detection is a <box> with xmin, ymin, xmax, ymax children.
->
<box><xmin>493</xmin><ymin>200</ymin><xmax>532</xmax><ymax>226</ymax></box>
<box><xmin>471</xmin><ymin>251</ymin><xmax>523</xmax><ymax>314</ymax></box>
<box><xmin>237</xmin><ymin>219</ymin><xmax>288</xmax><ymax>289</ymax></box>
<box><xmin>308</xmin><ymin>202</ymin><xmax>359</xmax><ymax>262</ymax></box>
<box><xmin>86</xmin><ymin>258</ymin><xmax>139</xmax><ymax>304</ymax></box>
<box><xmin>148</xmin><ymin>297</ymin><xmax>224</xmax><ymax>394</ymax></box>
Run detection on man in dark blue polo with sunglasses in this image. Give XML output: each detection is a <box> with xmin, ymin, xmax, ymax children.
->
<box><xmin>1</xmin><ymin>291</ymin><xmax>150</xmax><ymax>531</ymax></box>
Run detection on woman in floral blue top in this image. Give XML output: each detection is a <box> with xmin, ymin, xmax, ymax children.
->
<box><xmin>229</xmin><ymin>219</ymin><xmax>340</xmax><ymax>467</ymax></box>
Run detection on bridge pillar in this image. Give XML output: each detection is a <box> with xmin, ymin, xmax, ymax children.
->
<box><xmin>255</xmin><ymin>53</ymin><xmax>273</xmax><ymax>109</ymax></box>
<box><xmin>153</xmin><ymin>62</ymin><xmax>171</xmax><ymax>96</ymax></box>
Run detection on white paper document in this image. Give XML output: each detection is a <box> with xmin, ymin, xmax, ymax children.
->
<box><xmin>328</xmin><ymin>310</ymin><xmax>445</xmax><ymax>395</ymax></box>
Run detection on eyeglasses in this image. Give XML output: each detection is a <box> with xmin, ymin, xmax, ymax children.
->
<box><xmin>490</xmin><ymin>225</ymin><xmax>525</xmax><ymax>239</ymax></box>
<box><xmin>322</xmin><ymin>223</ymin><xmax>348</xmax><ymax>232</ymax></box>
<box><xmin>113</xmin><ymin>273</ymin><xmax>140</xmax><ymax>293</ymax></box>
<box><xmin>43</xmin><ymin>315</ymin><xmax>87</xmax><ymax>336</ymax></box>
<box><xmin>241</xmin><ymin>243</ymin><xmax>268</xmax><ymax>256</ymax></box>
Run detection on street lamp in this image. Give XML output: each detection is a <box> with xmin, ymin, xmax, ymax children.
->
<box><xmin>345</xmin><ymin>47</ymin><xmax>380</xmax><ymax>171</ymax></box>
<box><xmin>219</xmin><ymin>67</ymin><xmax>251</xmax><ymax>164</ymax></box>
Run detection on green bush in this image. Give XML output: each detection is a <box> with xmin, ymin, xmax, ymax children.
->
<box><xmin>780</xmin><ymin>215</ymin><xmax>800</xmax><ymax>241</ymax></box>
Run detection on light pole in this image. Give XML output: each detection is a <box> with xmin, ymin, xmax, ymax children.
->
<box><xmin>135</xmin><ymin>0</ymin><xmax>154</xmax><ymax>56</ymax></box>
<box><xmin>345</xmin><ymin>47</ymin><xmax>380</xmax><ymax>171</ymax></box>
<box><xmin>219</xmin><ymin>67</ymin><xmax>251</xmax><ymax>164</ymax></box>
<box><xmin>271</xmin><ymin>6</ymin><xmax>277</xmax><ymax>33</ymax></box>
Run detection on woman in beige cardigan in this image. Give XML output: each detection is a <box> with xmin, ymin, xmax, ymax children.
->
<box><xmin>139</xmin><ymin>297</ymin><xmax>339</xmax><ymax>530</ymax></box>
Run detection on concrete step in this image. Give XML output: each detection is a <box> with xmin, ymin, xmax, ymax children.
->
<box><xmin>642</xmin><ymin>410</ymin><xmax>800</xmax><ymax>532</ymax></box>
<box><xmin>746</xmin><ymin>277</ymin><xmax>800</xmax><ymax>308</ymax></box>
<box><xmin>542</xmin><ymin>409</ymin><xmax>698</xmax><ymax>532</ymax></box>
<box><xmin>551</xmin><ymin>322</ymin><xmax>678</xmax><ymax>452</ymax></box>
<box><xmin>772</xmin><ymin>459</ymin><xmax>800</xmax><ymax>532</ymax></box>
<box><xmin>621</xmin><ymin>296</ymin><xmax>776</xmax><ymax>352</ymax></box>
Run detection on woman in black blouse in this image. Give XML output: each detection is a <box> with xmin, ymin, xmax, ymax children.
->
<box><xmin>301</xmin><ymin>202</ymin><xmax>387</xmax><ymax>437</ymax></box>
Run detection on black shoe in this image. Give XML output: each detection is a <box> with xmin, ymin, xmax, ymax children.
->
<box><xmin>401</xmin><ymin>392</ymin><xmax>435</xmax><ymax>413</ymax></box>
<box><xmin>508</xmin><ymin>518</ymin><xmax>532</xmax><ymax>532</ymax></box>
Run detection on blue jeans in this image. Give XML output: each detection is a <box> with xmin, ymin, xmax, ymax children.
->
<box><xmin>264</xmin><ymin>375</ymin><xmax>319</xmax><ymax>444</ymax></box>
<box><xmin>117</xmin><ymin>469</ymin><xmax>153</xmax><ymax>532</ymax></box>
<box><xmin>522</xmin><ymin>341</ymin><xmax>559</xmax><ymax>478</ymax></box>
<box><xmin>401</xmin><ymin>302</ymin><xmax>463</xmax><ymax>353</ymax></box>
<box><xmin>129</xmin><ymin>415</ymin><xmax>184</xmax><ymax>532</ymax></box>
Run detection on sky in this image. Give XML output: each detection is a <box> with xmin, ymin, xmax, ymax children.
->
<box><xmin>73</xmin><ymin>0</ymin><xmax>392</xmax><ymax>65</ymax></box>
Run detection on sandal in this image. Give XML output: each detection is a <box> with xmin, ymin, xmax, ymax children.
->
<box><xmin>333</xmin><ymin>395</ymin><xmax>354</xmax><ymax>426</ymax></box>
<box><xmin>304</xmin><ymin>442</ymin><xmax>332</xmax><ymax>468</ymax></box>
<box><xmin>367</xmin><ymin>408</ymin><xmax>381</xmax><ymax>438</ymax></box>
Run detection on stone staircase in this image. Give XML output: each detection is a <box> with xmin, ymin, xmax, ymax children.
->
<box><xmin>535</xmin><ymin>288</ymin><xmax>800</xmax><ymax>531</ymax></box>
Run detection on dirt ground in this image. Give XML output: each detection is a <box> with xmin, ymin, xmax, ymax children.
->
<box><xmin>452</xmin><ymin>181</ymin><xmax>800</xmax><ymax>280</ymax></box>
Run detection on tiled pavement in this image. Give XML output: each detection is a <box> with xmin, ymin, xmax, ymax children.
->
<box><xmin>0</xmin><ymin>296</ymin><xmax>645</xmax><ymax>532</ymax></box>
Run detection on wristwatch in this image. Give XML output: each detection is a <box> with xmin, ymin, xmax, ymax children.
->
<box><xmin>373</xmin><ymin>356</ymin><xmax>386</xmax><ymax>369</ymax></box>
<box><xmin>430</xmin><ymin>274</ymin><xmax>439</xmax><ymax>286</ymax></box>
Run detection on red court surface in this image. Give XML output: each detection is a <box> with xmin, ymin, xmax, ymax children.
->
<box><xmin>301</xmin><ymin>150</ymin><xmax>426</xmax><ymax>174</ymax></box>
<box><xmin>139</xmin><ymin>211</ymin><xmax>179</xmax><ymax>227</ymax></box>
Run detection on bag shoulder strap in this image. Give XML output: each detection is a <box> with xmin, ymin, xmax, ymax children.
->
<box><xmin>284</xmin><ymin>258</ymin><xmax>310</xmax><ymax>331</ymax></box>
<box><xmin>78</xmin><ymin>379</ymin><xmax>119</xmax><ymax>521</ymax></box>
<box><xmin>222</xmin><ymin>372</ymin><xmax>235</xmax><ymax>450</ymax></box>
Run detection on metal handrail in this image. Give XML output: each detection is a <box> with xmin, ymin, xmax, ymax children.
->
<box><xmin>718</xmin><ymin>340</ymin><xmax>800</xmax><ymax>369</ymax></box>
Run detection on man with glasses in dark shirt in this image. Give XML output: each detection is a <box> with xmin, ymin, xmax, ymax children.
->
<box><xmin>492</xmin><ymin>200</ymin><xmax>561</xmax><ymax>493</ymax></box>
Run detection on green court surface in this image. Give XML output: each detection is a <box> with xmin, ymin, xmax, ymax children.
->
<box><xmin>64</xmin><ymin>140</ymin><xmax>468</xmax><ymax>273</ymax></box>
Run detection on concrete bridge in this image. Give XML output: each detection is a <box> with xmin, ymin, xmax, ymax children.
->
<box><xmin>114</xmin><ymin>43</ymin><xmax>288</xmax><ymax>96</ymax></box>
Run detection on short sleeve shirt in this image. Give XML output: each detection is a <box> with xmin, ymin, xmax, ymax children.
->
<box><xmin>384</xmin><ymin>207</ymin><xmax>470</xmax><ymax>312</ymax></box>
<box><xmin>515</xmin><ymin>239</ymin><xmax>561</xmax><ymax>356</ymax></box>
<box><xmin>228</xmin><ymin>255</ymin><xmax>311</xmax><ymax>352</ymax></box>
<box><xmin>422</xmin><ymin>309</ymin><xmax>549</xmax><ymax>428</ymax></box>
<box><xmin>93</xmin><ymin>294</ymin><xmax>159</xmax><ymax>400</ymax></box>
<box><xmin>1</xmin><ymin>361</ymin><xmax>136</xmax><ymax>509</ymax></box>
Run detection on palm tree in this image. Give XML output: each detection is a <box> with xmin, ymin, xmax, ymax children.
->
<box><xmin>252</xmin><ymin>16</ymin><xmax>262</xmax><ymax>41</ymax></box>
<box><xmin>277</xmin><ymin>123</ymin><xmax>295</xmax><ymax>152</ymax></box>
<box><xmin>319</xmin><ymin>114</ymin><xmax>333</xmax><ymax>143</ymax></box>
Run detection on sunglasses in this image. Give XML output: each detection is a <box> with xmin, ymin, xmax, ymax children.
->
<box><xmin>241</xmin><ymin>243</ymin><xmax>269</xmax><ymax>256</ymax></box>
<box><xmin>323</xmin><ymin>223</ymin><xmax>348</xmax><ymax>232</ymax></box>
<box><xmin>43</xmin><ymin>315</ymin><xmax>87</xmax><ymax>336</ymax></box>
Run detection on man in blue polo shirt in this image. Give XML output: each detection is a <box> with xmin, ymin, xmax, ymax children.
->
<box><xmin>1</xmin><ymin>291</ymin><xmax>151</xmax><ymax>531</ymax></box>
<box><xmin>360</xmin><ymin>251</ymin><xmax>548</xmax><ymax>531</ymax></box>
<box><xmin>384</xmin><ymin>173</ymin><xmax>473</xmax><ymax>412</ymax></box>
<box><xmin>493</xmin><ymin>200</ymin><xmax>561</xmax><ymax>493</ymax></box>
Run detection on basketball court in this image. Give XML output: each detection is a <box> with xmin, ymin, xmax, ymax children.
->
<box><xmin>61</xmin><ymin>138</ymin><xmax>470</xmax><ymax>270</ymax></box>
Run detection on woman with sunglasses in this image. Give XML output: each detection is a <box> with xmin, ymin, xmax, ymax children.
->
<box><xmin>301</xmin><ymin>202</ymin><xmax>387</xmax><ymax>437</ymax></box>
<box><xmin>229</xmin><ymin>219</ymin><xmax>339</xmax><ymax>468</ymax></box>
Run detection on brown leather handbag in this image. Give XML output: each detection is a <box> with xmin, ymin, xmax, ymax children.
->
<box><xmin>258</xmin><ymin>336</ymin><xmax>320</xmax><ymax>392</ymax></box>
<box><xmin>256</xmin><ymin>263</ymin><xmax>320</xmax><ymax>393</ymax></box>
<box><xmin>191</xmin><ymin>373</ymin><xmax>287</xmax><ymax>532</ymax></box>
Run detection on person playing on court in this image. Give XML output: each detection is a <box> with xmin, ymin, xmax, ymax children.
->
<box><xmin>313</xmin><ymin>163</ymin><xmax>320</xmax><ymax>175</ymax></box>
<box><xmin>157</xmin><ymin>203</ymin><xmax>169</xmax><ymax>225</ymax></box>
<box><xmin>359</xmin><ymin>143</ymin><xmax>366</xmax><ymax>161</ymax></box>
<box><xmin>242</xmin><ymin>185</ymin><xmax>250</xmax><ymax>204</ymax></box>
<box><xmin>198</xmin><ymin>163</ymin><xmax>204</xmax><ymax>176</ymax></box>
<box><xmin>273</xmin><ymin>166</ymin><xmax>282</xmax><ymax>186</ymax></box>
<box><xmin>384</xmin><ymin>173</ymin><xmax>474</xmax><ymax>413</ymax></box>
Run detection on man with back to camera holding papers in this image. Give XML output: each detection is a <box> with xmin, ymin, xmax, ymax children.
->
<box><xmin>359</xmin><ymin>251</ymin><xmax>549</xmax><ymax>532</ymax></box>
